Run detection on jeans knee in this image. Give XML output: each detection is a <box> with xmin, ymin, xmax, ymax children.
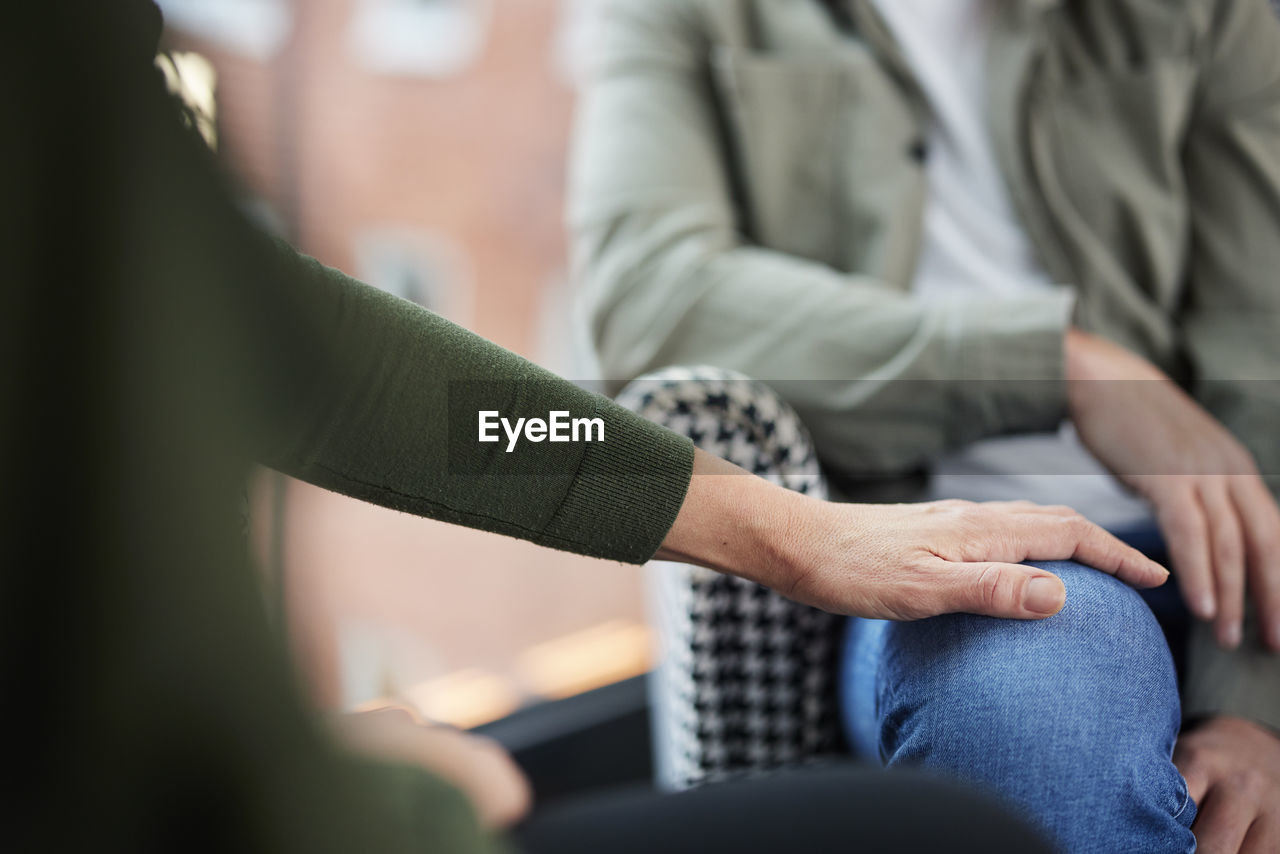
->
<box><xmin>860</xmin><ymin>561</ymin><xmax>1190</xmax><ymax>850</ymax></box>
<box><xmin>879</xmin><ymin>561</ymin><xmax>1179</xmax><ymax>764</ymax></box>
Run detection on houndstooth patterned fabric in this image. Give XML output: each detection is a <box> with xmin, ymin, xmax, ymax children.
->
<box><xmin>617</xmin><ymin>366</ymin><xmax>846</xmax><ymax>790</ymax></box>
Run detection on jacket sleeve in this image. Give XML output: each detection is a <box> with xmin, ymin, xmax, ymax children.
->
<box><xmin>1178</xmin><ymin>0</ymin><xmax>1280</xmax><ymax>732</ymax></box>
<box><xmin>569</xmin><ymin>0</ymin><xmax>1074</xmax><ymax>477</ymax></box>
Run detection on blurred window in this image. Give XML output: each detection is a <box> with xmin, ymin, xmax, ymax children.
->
<box><xmin>156</xmin><ymin>0</ymin><xmax>292</xmax><ymax>61</ymax></box>
<box><xmin>348</xmin><ymin>0</ymin><xmax>493</xmax><ymax>77</ymax></box>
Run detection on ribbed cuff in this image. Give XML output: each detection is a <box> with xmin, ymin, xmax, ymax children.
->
<box><xmin>540</xmin><ymin>399</ymin><xmax>694</xmax><ymax>564</ymax></box>
<box><xmin>950</xmin><ymin>288</ymin><xmax>1075</xmax><ymax>436</ymax></box>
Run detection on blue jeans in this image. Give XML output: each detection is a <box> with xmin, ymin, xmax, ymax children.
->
<box><xmin>840</xmin><ymin>561</ymin><xmax>1197</xmax><ymax>853</ymax></box>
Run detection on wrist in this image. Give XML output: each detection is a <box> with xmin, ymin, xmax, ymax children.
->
<box><xmin>656</xmin><ymin>449</ymin><xmax>811</xmax><ymax>592</ymax></box>
<box><xmin>1064</xmin><ymin>327</ymin><xmax>1114</xmax><ymax>386</ymax></box>
<box><xmin>1064</xmin><ymin>328</ymin><xmax>1168</xmax><ymax>415</ymax></box>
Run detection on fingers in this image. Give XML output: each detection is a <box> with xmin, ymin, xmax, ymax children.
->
<box><xmin>1158</xmin><ymin>484</ymin><xmax>1217</xmax><ymax>621</ymax></box>
<box><xmin>352</xmin><ymin>699</ymin><xmax>427</xmax><ymax>725</ymax></box>
<box><xmin>954</xmin><ymin>503</ymin><xmax>1167</xmax><ymax>588</ymax></box>
<box><xmin>1230</xmin><ymin>476</ymin><xmax>1280</xmax><ymax>652</ymax></box>
<box><xmin>1201</xmin><ymin>482</ymin><xmax>1246</xmax><ymax>649</ymax></box>
<box><xmin>995</xmin><ymin>509</ymin><xmax>1167</xmax><ymax>588</ymax></box>
<box><xmin>937</xmin><ymin>562</ymin><xmax>1067</xmax><ymax>620</ymax></box>
<box><xmin>1241</xmin><ymin>817</ymin><xmax>1279</xmax><ymax>854</ymax></box>
<box><xmin>1052</xmin><ymin>514</ymin><xmax>1169</xmax><ymax>588</ymax></box>
<box><xmin>1181</xmin><ymin>764</ymin><xmax>1210</xmax><ymax>807</ymax></box>
<box><xmin>1194</xmin><ymin>787</ymin><xmax>1257</xmax><ymax>854</ymax></box>
<box><xmin>1174</xmin><ymin>718</ymin><xmax>1280</xmax><ymax>854</ymax></box>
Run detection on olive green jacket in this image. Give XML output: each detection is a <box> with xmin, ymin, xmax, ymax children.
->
<box><xmin>570</xmin><ymin>0</ymin><xmax>1280</xmax><ymax>730</ymax></box>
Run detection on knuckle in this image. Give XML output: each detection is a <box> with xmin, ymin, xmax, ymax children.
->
<box><xmin>1215</xmin><ymin>565</ymin><xmax>1245</xmax><ymax>596</ymax></box>
<box><xmin>1065</xmin><ymin>514</ymin><xmax>1091</xmax><ymax>536</ymax></box>
<box><xmin>977</xmin><ymin>565</ymin><xmax>1019</xmax><ymax>612</ymax></box>
<box><xmin>1224</xmin><ymin>445</ymin><xmax>1258</xmax><ymax>475</ymax></box>
<box><xmin>1213</xmin><ymin>539</ymin><xmax>1243</xmax><ymax>570</ymax></box>
<box><xmin>1255</xmin><ymin>526</ymin><xmax>1280</xmax><ymax>556</ymax></box>
<box><xmin>1235</xmin><ymin>769</ymin><xmax>1268</xmax><ymax>800</ymax></box>
<box><xmin>1175</xmin><ymin>743</ymin><xmax>1204</xmax><ymax>770</ymax></box>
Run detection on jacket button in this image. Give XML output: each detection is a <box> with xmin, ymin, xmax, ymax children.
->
<box><xmin>908</xmin><ymin>138</ymin><xmax>929</xmax><ymax>163</ymax></box>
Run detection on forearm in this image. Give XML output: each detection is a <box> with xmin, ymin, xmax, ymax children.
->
<box><xmin>582</xmin><ymin>222</ymin><xmax>1075</xmax><ymax>477</ymax></box>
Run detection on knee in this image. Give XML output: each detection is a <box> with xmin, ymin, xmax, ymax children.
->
<box><xmin>879</xmin><ymin>561</ymin><xmax>1180</xmax><ymax>767</ymax></box>
<box><xmin>872</xmin><ymin>561</ymin><xmax>1192</xmax><ymax>851</ymax></box>
<box><xmin>616</xmin><ymin>366</ymin><xmax>821</xmax><ymax>488</ymax></box>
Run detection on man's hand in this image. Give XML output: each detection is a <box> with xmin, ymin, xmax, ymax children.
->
<box><xmin>1066</xmin><ymin>329</ymin><xmax>1280</xmax><ymax>651</ymax></box>
<box><xmin>657</xmin><ymin>450</ymin><xmax>1168</xmax><ymax>621</ymax></box>
<box><xmin>332</xmin><ymin>704</ymin><xmax>532</xmax><ymax>830</ymax></box>
<box><xmin>1175</xmin><ymin>716</ymin><xmax>1280</xmax><ymax>853</ymax></box>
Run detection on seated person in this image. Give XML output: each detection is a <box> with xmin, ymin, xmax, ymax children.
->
<box><xmin>570</xmin><ymin>0</ymin><xmax>1280</xmax><ymax>851</ymax></box>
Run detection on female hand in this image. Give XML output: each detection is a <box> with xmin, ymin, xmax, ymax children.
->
<box><xmin>657</xmin><ymin>450</ymin><xmax>1168</xmax><ymax>620</ymax></box>
<box><xmin>331</xmin><ymin>704</ymin><xmax>532</xmax><ymax>830</ymax></box>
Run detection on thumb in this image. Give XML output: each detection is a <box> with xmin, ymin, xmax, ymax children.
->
<box><xmin>946</xmin><ymin>563</ymin><xmax>1067</xmax><ymax>619</ymax></box>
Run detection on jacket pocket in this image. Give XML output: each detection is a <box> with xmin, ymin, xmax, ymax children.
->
<box><xmin>709</xmin><ymin>46</ymin><xmax>921</xmax><ymax>276</ymax></box>
<box><xmin>710</xmin><ymin>48</ymin><xmax>849</xmax><ymax>263</ymax></box>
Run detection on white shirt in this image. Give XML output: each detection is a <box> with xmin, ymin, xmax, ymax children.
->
<box><xmin>870</xmin><ymin>0</ymin><xmax>1153</xmax><ymax>530</ymax></box>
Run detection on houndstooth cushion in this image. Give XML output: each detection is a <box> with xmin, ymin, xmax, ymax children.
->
<box><xmin>618</xmin><ymin>366</ymin><xmax>845</xmax><ymax>790</ymax></box>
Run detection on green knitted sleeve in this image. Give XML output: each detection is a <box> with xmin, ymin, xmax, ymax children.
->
<box><xmin>259</xmin><ymin>248</ymin><xmax>693</xmax><ymax>565</ymax></box>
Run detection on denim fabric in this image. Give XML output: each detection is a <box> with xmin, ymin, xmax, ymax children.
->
<box><xmin>840</xmin><ymin>561</ymin><xmax>1197</xmax><ymax>853</ymax></box>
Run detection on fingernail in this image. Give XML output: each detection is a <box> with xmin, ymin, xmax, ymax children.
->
<box><xmin>1196</xmin><ymin>593</ymin><xmax>1216</xmax><ymax>621</ymax></box>
<box><xmin>1220</xmin><ymin>622</ymin><xmax>1242</xmax><ymax>649</ymax></box>
<box><xmin>1024</xmin><ymin>576</ymin><xmax>1064</xmax><ymax>615</ymax></box>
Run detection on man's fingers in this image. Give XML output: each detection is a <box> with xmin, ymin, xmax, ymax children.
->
<box><xmin>1193</xmin><ymin>787</ymin><xmax>1257</xmax><ymax>854</ymax></box>
<box><xmin>1180</xmin><ymin>765</ymin><xmax>1210</xmax><ymax>807</ymax></box>
<box><xmin>1157</xmin><ymin>486</ymin><xmax>1217</xmax><ymax>620</ymax></box>
<box><xmin>1230</xmin><ymin>476</ymin><xmax>1280</xmax><ymax>652</ymax></box>
<box><xmin>942</xmin><ymin>563</ymin><xmax>1066</xmax><ymax>620</ymax></box>
<box><xmin>1241</xmin><ymin>816</ymin><xmax>1279</xmax><ymax>854</ymax></box>
<box><xmin>1201</xmin><ymin>482</ymin><xmax>1246</xmax><ymax>649</ymax></box>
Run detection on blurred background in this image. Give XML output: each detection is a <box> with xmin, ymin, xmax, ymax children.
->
<box><xmin>157</xmin><ymin>0</ymin><xmax>649</xmax><ymax>729</ymax></box>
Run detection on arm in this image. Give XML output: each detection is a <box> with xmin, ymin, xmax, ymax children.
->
<box><xmin>1178</xmin><ymin>0</ymin><xmax>1280</xmax><ymax>727</ymax></box>
<box><xmin>259</xmin><ymin>243</ymin><xmax>1164</xmax><ymax>616</ymax></box>
<box><xmin>256</xmin><ymin>245</ymin><xmax>694</xmax><ymax>566</ymax></box>
<box><xmin>569</xmin><ymin>0</ymin><xmax>1074</xmax><ymax>477</ymax></box>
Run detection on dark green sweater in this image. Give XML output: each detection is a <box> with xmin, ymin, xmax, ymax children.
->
<box><xmin>270</xmin><ymin>249</ymin><xmax>693</xmax><ymax>565</ymax></box>
<box><xmin>0</xmin><ymin>3</ymin><xmax>691</xmax><ymax>852</ymax></box>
